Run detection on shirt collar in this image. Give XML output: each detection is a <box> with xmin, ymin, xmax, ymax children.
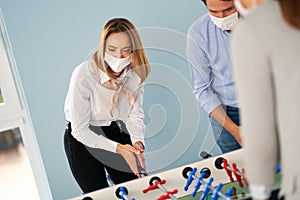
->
<box><xmin>98</xmin><ymin>67</ymin><xmax>132</xmax><ymax>84</ymax></box>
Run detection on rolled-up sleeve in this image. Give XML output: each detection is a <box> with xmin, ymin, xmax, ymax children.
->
<box><xmin>186</xmin><ymin>33</ymin><xmax>222</xmax><ymax>114</ymax></box>
<box><xmin>125</xmin><ymin>84</ymin><xmax>145</xmax><ymax>147</ymax></box>
<box><xmin>67</xmin><ymin>67</ymin><xmax>119</xmax><ymax>153</ymax></box>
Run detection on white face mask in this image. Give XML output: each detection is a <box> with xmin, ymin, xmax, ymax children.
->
<box><xmin>104</xmin><ymin>53</ymin><xmax>132</xmax><ymax>73</ymax></box>
<box><xmin>234</xmin><ymin>0</ymin><xmax>257</xmax><ymax>16</ymax></box>
<box><xmin>210</xmin><ymin>12</ymin><xmax>239</xmax><ymax>31</ymax></box>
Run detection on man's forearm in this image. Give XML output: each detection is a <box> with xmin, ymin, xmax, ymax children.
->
<box><xmin>210</xmin><ymin>105</ymin><xmax>237</xmax><ymax>133</ymax></box>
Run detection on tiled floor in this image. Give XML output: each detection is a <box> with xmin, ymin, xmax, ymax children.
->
<box><xmin>0</xmin><ymin>145</ymin><xmax>40</xmax><ymax>200</ymax></box>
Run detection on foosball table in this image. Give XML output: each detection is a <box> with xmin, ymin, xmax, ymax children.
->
<box><xmin>69</xmin><ymin>149</ymin><xmax>281</xmax><ymax>200</ymax></box>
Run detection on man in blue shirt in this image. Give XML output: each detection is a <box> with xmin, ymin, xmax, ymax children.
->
<box><xmin>186</xmin><ymin>0</ymin><xmax>242</xmax><ymax>153</ymax></box>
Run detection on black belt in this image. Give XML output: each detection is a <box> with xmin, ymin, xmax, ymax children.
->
<box><xmin>223</xmin><ymin>105</ymin><xmax>238</xmax><ymax>110</ymax></box>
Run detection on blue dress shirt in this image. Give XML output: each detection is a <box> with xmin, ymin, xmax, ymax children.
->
<box><xmin>186</xmin><ymin>13</ymin><xmax>238</xmax><ymax>114</ymax></box>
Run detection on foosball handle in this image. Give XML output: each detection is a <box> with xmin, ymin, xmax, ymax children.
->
<box><xmin>200</xmin><ymin>151</ymin><xmax>212</xmax><ymax>159</ymax></box>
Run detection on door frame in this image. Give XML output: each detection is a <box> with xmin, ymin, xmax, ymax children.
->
<box><xmin>0</xmin><ymin>9</ymin><xmax>52</xmax><ymax>200</ymax></box>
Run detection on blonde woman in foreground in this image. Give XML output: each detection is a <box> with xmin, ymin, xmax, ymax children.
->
<box><xmin>64</xmin><ymin>18</ymin><xmax>150</xmax><ymax>193</ymax></box>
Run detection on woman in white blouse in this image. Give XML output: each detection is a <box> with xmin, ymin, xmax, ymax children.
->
<box><xmin>64</xmin><ymin>18</ymin><xmax>150</xmax><ymax>193</ymax></box>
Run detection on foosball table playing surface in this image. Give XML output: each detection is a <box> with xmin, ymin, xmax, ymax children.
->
<box><xmin>69</xmin><ymin>149</ymin><xmax>281</xmax><ymax>200</ymax></box>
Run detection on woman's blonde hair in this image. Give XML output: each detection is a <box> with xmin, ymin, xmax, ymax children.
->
<box><xmin>92</xmin><ymin>18</ymin><xmax>151</xmax><ymax>83</ymax></box>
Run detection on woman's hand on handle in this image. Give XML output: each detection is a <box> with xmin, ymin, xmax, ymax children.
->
<box><xmin>116</xmin><ymin>144</ymin><xmax>142</xmax><ymax>178</ymax></box>
<box><xmin>134</xmin><ymin>141</ymin><xmax>147</xmax><ymax>176</ymax></box>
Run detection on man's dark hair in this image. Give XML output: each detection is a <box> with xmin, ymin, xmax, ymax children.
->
<box><xmin>202</xmin><ymin>0</ymin><xmax>233</xmax><ymax>6</ymax></box>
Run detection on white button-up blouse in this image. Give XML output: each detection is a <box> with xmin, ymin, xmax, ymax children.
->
<box><xmin>64</xmin><ymin>59</ymin><xmax>145</xmax><ymax>153</ymax></box>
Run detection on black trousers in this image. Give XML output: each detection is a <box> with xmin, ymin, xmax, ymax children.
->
<box><xmin>64</xmin><ymin>121</ymin><xmax>137</xmax><ymax>194</ymax></box>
